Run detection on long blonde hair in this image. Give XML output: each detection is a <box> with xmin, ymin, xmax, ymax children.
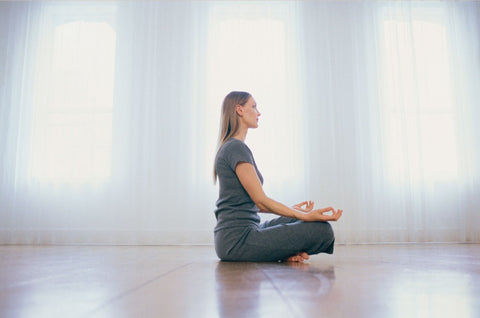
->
<box><xmin>213</xmin><ymin>91</ymin><xmax>251</xmax><ymax>183</ymax></box>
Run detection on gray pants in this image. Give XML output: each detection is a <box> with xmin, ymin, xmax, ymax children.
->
<box><xmin>214</xmin><ymin>217</ymin><xmax>335</xmax><ymax>262</ymax></box>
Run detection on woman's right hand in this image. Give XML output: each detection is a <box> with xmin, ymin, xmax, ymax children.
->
<box><xmin>292</xmin><ymin>200</ymin><xmax>314</xmax><ymax>212</ymax></box>
<box><xmin>301</xmin><ymin>207</ymin><xmax>343</xmax><ymax>222</ymax></box>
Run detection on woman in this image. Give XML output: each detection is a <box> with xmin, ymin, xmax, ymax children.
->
<box><xmin>214</xmin><ymin>91</ymin><xmax>343</xmax><ymax>262</ymax></box>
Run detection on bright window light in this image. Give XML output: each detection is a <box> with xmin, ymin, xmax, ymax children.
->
<box><xmin>381</xmin><ymin>16</ymin><xmax>458</xmax><ymax>183</ymax></box>
<box><xmin>31</xmin><ymin>20</ymin><xmax>116</xmax><ymax>183</ymax></box>
<box><xmin>205</xmin><ymin>5</ymin><xmax>303</xmax><ymax>196</ymax></box>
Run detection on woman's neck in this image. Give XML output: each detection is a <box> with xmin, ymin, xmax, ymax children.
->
<box><xmin>232</xmin><ymin>129</ymin><xmax>247</xmax><ymax>142</ymax></box>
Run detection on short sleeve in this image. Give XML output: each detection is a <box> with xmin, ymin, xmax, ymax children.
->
<box><xmin>224</xmin><ymin>140</ymin><xmax>254</xmax><ymax>171</ymax></box>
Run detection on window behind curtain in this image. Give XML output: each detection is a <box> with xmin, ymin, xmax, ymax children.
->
<box><xmin>205</xmin><ymin>3</ymin><xmax>304</xmax><ymax>201</ymax></box>
<box><xmin>380</xmin><ymin>8</ymin><xmax>458</xmax><ymax>183</ymax></box>
<box><xmin>30</xmin><ymin>5</ymin><xmax>116</xmax><ymax>183</ymax></box>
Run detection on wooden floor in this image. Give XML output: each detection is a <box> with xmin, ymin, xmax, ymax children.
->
<box><xmin>1</xmin><ymin>244</ymin><xmax>479</xmax><ymax>318</ymax></box>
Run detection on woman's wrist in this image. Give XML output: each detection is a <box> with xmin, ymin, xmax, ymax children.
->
<box><xmin>292</xmin><ymin>209</ymin><xmax>308</xmax><ymax>221</ymax></box>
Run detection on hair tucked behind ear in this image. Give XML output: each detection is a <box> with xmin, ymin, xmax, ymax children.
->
<box><xmin>213</xmin><ymin>91</ymin><xmax>251</xmax><ymax>183</ymax></box>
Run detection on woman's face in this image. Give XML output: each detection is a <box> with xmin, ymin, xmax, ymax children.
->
<box><xmin>238</xmin><ymin>97</ymin><xmax>261</xmax><ymax>129</ymax></box>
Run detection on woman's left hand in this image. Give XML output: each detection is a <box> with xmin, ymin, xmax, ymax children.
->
<box><xmin>292</xmin><ymin>201</ymin><xmax>314</xmax><ymax>212</ymax></box>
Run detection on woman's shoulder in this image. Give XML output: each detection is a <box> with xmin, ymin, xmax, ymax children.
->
<box><xmin>219</xmin><ymin>138</ymin><xmax>251</xmax><ymax>157</ymax></box>
<box><xmin>222</xmin><ymin>138</ymin><xmax>248</xmax><ymax>151</ymax></box>
<box><xmin>217</xmin><ymin>138</ymin><xmax>255</xmax><ymax>168</ymax></box>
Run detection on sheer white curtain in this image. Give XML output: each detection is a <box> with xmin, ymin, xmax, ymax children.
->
<box><xmin>0</xmin><ymin>1</ymin><xmax>215</xmax><ymax>244</ymax></box>
<box><xmin>1</xmin><ymin>1</ymin><xmax>479</xmax><ymax>245</ymax></box>
<box><xmin>204</xmin><ymin>1</ymin><xmax>305</xmax><ymax>209</ymax></box>
<box><xmin>299</xmin><ymin>1</ymin><xmax>480</xmax><ymax>243</ymax></box>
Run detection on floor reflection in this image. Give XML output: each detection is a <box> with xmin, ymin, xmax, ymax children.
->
<box><xmin>215</xmin><ymin>261</ymin><xmax>335</xmax><ymax>317</ymax></box>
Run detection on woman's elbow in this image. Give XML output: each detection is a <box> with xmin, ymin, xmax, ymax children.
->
<box><xmin>253</xmin><ymin>196</ymin><xmax>270</xmax><ymax>212</ymax></box>
<box><xmin>256</xmin><ymin>202</ymin><xmax>268</xmax><ymax>212</ymax></box>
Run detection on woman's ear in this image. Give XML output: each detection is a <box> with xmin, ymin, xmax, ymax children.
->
<box><xmin>235</xmin><ymin>104</ymin><xmax>243</xmax><ymax>116</ymax></box>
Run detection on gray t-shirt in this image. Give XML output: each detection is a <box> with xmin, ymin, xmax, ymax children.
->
<box><xmin>214</xmin><ymin>138</ymin><xmax>263</xmax><ymax>231</ymax></box>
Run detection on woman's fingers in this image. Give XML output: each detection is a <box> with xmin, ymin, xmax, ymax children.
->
<box><xmin>305</xmin><ymin>200</ymin><xmax>314</xmax><ymax>211</ymax></box>
<box><xmin>298</xmin><ymin>204</ymin><xmax>343</xmax><ymax>221</ymax></box>
<box><xmin>330</xmin><ymin>209</ymin><xmax>343</xmax><ymax>221</ymax></box>
<box><xmin>293</xmin><ymin>200</ymin><xmax>314</xmax><ymax>212</ymax></box>
<box><xmin>296</xmin><ymin>201</ymin><xmax>308</xmax><ymax>207</ymax></box>
<box><xmin>320</xmin><ymin>206</ymin><xmax>335</xmax><ymax>214</ymax></box>
<box><xmin>301</xmin><ymin>200</ymin><xmax>314</xmax><ymax>212</ymax></box>
<box><xmin>307</xmin><ymin>207</ymin><xmax>343</xmax><ymax>221</ymax></box>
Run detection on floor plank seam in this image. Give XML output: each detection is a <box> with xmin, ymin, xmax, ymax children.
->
<box><xmin>258</xmin><ymin>265</ymin><xmax>302</xmax><ymax>317</ymax></box>
<box><xmin>82</xmin><ymin>261</ymin><xmax>194</xmax><ymax>317</ymax></box>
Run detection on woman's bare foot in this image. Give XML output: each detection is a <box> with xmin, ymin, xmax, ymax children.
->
<box><xmin>285</xmin><ymin>252</ymin><xmax>310</xmax><ymax>262</ymax></box>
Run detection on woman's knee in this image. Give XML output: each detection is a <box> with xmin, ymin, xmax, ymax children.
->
<box><xmin>305</xmin><ymin>221</ymin><xmax>334</xmax><ymax>237</ymax></box>
<box><xmin>321</xmin><ymin>221</ymin><xmax>335</xmax><ymax>240</ymax></box>
<box><xmin>302</xmin><ymin>221</ymin><xmax>335</xmax><ymax>253</ymax></box>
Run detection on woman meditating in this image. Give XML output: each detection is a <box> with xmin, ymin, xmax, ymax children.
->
<box><xmin>213</xmin><ymin>91</ymin><xmax>343</xmax><ymax>262</ymax></box>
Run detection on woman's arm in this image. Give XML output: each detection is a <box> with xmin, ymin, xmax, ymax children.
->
<box><xmin>235</xmin><ymin>162</ymin><xmax>342</xmax><ymax>222</ymax></box>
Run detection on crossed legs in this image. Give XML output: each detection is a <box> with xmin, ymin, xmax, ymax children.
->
<box><xmin>215</xmin><ymin>217</ymin><xmax>335</xmax><ymax>262</ymax></box>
